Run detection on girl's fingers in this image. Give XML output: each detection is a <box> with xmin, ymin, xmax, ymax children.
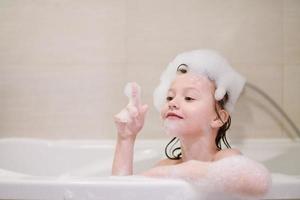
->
<box><xmin>135</xmin><ymin>104</ymin><xmax>148</xmax><ymax>123</ymax></box>
<box><xmin>129</xmin><ymin>82</ymin><xmax>142</xmax><ymax>109</ymax></box>
<box><xmin>126</xmin><ymin>105</ymin><xmax>138</xmax><ymax>118</ymax></box>
<box><xmin>141</xmin><ymin>104</ymin><xmax>148</xmax><ymax>115</ymax></box>
<box><xmin>113</xmin><ymin>117</ymin><xmax>126</xmax><ymax>130</ymax></box>
<box><xmin>114</xmin><ymin>115</ymin><xmax>123</xmax><ymax>123</ymax></box>
<box><xmin>115</xmin><ymin>103</ymin><xmax>147</xmax><ymax>125</ymax></box>
<box><xmin>114</xmin><ymin>115</ymin><xmax>127</xmax><ymax>125</ymax></box>
<box><xmin>114</xmin><ymin>109</ymin><xmax>131</xmax><ymax>123</ymax></box>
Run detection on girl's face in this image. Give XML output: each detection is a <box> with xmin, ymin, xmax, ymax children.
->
<box><xmin>161</xmin><ymin>73</ymin><xmax>217</xmax><ymax>136</ymax></box>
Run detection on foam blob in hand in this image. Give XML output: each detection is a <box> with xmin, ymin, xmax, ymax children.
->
<box><xmin>114</xmin><ymin>82</ymin><xmax>142</xmax><ymax>123</ymax></box>
<box><xmin>124</xmin><ymin>82</ymin><xmax>142</xmax><ymax>107</ymax></box>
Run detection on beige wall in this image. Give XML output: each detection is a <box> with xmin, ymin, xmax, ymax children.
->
<box><xmin>0</xmin><ymin>0</ymin><xmax>299</xmax><ymax>140</ymax></box>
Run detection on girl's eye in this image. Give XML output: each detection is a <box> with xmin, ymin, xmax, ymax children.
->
<box><xmin>166</xmin><ymin>96</ymin><xmax>173</xmax><ymax>101</ymax></box>
<box><xmin>185</xmin><ymin>97</ymin><xmax>195</xmax><ymax>101</ymax></box>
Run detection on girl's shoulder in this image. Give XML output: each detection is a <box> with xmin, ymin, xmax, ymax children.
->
<box><xmin>154</xmin><ymin>148</ymin><xmax>241</xmax><ymax>166</ymax></box>
<box><xmin>213</xmin><ymin>148</ymin><xmax>242</xmax><ymax>161</ymax></box>
<box><xmin>154</xmin><ymin>158</ymin><xmax>182</xmax><ymax>167</ymax></box>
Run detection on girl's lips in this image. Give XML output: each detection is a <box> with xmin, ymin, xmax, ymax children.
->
<box><xmin>166</xmin><ymin>112</ymin><xmax>183</xmax><ymax>119</ymax></box>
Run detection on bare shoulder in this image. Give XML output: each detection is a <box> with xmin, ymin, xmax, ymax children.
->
<box><xmin>213</xmin><ymin>148</ymin><xmax>242</xmax><ymax>161</ymax></box>
<box><xmin>154</xmin><ymin>158</ymin><xmax>182</xmax><ymax>167</ymax></box>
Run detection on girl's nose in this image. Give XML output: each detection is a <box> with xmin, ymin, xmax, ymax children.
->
<box><xmin>168</xmin><ymin>98</ymin><xmax>179</xmax><ymax>109</ymax></box>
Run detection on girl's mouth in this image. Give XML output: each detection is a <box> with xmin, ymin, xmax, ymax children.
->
<box><xmin>166</xmin><ymin>112</ymin><xmax>183</xmax><ymax>119</ymax></box>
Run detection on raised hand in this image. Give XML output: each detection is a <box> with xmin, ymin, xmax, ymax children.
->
<box><xmin>114</xmin><ymin>82</ymin><xmax>148</xmax><ymax>140</ymax></box>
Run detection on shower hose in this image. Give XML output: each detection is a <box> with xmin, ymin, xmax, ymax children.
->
<box><xmin>245</xmin><ymin>82</ymin><xmax>300</xmax><ymax>138</ymax></box>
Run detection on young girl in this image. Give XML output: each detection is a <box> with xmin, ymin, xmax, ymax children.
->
<box><xmin>112</xmin><ymin>49</ymin><xmax>271</xmax><ymax>198</ymax></box>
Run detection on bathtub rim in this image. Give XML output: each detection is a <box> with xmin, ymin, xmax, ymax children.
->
<box><xmin>0</xmin><ymin>137</ymin><xmax>300</xmax><ymax>200</ymax></box>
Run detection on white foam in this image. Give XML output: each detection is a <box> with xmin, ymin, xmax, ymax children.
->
<box><xmin>115</xmin><ymin>82</ymin><xmax>142</xmax><ymax>123</ymax></box>
<box><xmin>153</xmin><ymin>49</ymin><xmax>246</xmax><ymax>114</ymax></box>
<box><xmin>124</xmin><ymin>82</ymin><xmax>142</xmax><ymax>105</ymax></box>
<box><xmin>163</xmin><ymin>119</ymin><xmax>186</xmax><ymax>137</ymax></box>
<box><xmin>193</xmin><ymin>155</ymin><xmax>271</xmax><ymax>199</ymax></box>
<box><xmin>141</xmin><ymin>156</ymin><xmax>270</xmax><ymax>199</ymax></box>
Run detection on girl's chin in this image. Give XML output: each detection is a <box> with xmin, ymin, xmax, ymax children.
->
<box><xmin>163</xmin><ymin>119</ymin><xmax>210</xmax><ymax>137</ymax></box>
<box><xmin>163</xmin><ymin>119</ymin><xmax>186</xmax><ymax>137</ymax></box>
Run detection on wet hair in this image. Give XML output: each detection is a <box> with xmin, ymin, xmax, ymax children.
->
<box><xmin>165</xmin><ymin>64</ymin><xmax>232</xmax><ymax>160</ymax></box>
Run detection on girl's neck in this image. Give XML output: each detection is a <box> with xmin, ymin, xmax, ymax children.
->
<box><xmin>179</xmin><ymin>132</ymin><xmax>219</xmax><ymax>162</ymax></box>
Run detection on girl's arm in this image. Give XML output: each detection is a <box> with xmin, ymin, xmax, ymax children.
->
<box><xmin>141</xmin><ymin>155</ymin><xmax>271</xmax><ymax>198</ymax></box>
<box><xmin>111</xmin><ymin>82</ymin><xmax>148</xmax><ymax>176</ymax></box>
<box><xmin>112</xmin><ymin>137</ymin><xmax>136</xmax><ymax>175</ymax></box>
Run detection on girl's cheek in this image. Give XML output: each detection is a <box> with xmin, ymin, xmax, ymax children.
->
<box><xmin>160</xmin><ymin>106</ymin><xmax>167</xmax><ymax>119</ymax></box>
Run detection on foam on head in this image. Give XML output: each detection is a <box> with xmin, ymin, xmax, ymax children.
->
<box><xmin>153</xmin><ymin>49</ymin><xmax>246</xmax><ymax>114</ymax></box>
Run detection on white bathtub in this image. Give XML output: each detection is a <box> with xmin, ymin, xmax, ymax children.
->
<box><xmin>0</xmin><ymin>138</ymin><xmax>299</xmax><ymax>200</ymax></box>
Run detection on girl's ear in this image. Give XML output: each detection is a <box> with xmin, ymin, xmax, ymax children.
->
<box><xmin>210</xmin><ymin>109</ymin><xmax>229</xmax><ymax>128</ymax></box>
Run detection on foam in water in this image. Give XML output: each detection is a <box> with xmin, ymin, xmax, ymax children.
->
<box><xmin>141</xmin><ymin>156</ymin><xmax>271</xmax><ymax>199</ymax></box>
<box><xmin>193</xmin><ymin>155</ymin><xmax>271</xmax><ymax>199</ymax></box>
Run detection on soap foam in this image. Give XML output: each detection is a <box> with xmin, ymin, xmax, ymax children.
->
<box><xmin>163</xmin><ymin>119</ymin><xmax>186</xmax><ymax>137</ymax></box>
<box><xmin>163</xmin><ymin>118</ymin><xmax>212</xmax><ymax>137</ymax></box>
<box><xmin>115</xmin><ymin>82</ymin><xmax>142</xmax><ymax>123</ymax></box>
<box><xmin>153</xmin><ymin>49</ymin><xmax>246</xmax><ymax>114</ymax></box>
<box><xmin>138</xmin><ymin>156</ymin><xmax>270</xmax><ymax>200</ymax></box>
<box><xmin>192</xmin><ymin>155</ymin><xmax>271</xmax><ymax>199</ymax></box>
<box><xmin>145</xmin><ymin>156</ymin><xmax>271</xmax><ymax>199</ymax></box>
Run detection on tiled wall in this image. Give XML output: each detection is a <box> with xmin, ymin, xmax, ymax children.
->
<box><xmin>0</xmin><ymin>0</ymin><xmax>299</xmax><ymax>140</ymax></box>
